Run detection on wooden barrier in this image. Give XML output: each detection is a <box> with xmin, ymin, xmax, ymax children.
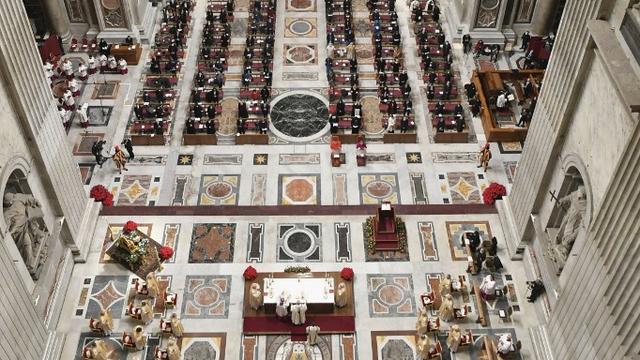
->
<box><xmin>472</xmin><ymin>280</ymin><xmax>490</xmax><ymax>327</ymax></box>
<box><xmin>110</xmin><ymin>43</ymin><xmax>143</xmax><ymax>65</ymax></box>
<box><xmin>183</xmin><ymin>134</ymin><xmax>217</xmax><ymax>145</ymax></box>
<box><xmin>383</xmin><ymin>132</ymin><xmax>417</xmax><ymax>143</ymax></box>
<box><xmin>235</xmin><ymin>134</ymin><xmax>269</xmax><ymax>145</ymax></box>
<box><xmin>434</xmin><ymin>131</ymin><xmax>468</xmax><ymax>143</ymax></box>
<box><xmin>337</xmin><ymin>134</ymin><xmax>360</xmax><ymax>144</ymax></box>
<box><xmin>482</xmin><ymin>336</ymin><xmax>499</xmax><ymax>360</ymax></box>
<box><xmin>472</xmin><ymin>69</ymin><xmax>544</xmax><ymax>142</ymax></box>
<box><xmin>131</xmin><ymin>134</ymin><xmax>166</xmax><ymax>146</ymax></box>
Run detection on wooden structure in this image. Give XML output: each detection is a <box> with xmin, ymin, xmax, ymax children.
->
<box><xmin>472</xmin><ymin>69</ymin><xmax>544</xmax><ymax>142</ymax></box>
<box><xmin>383</xmin><ymin>132</ymin><xmax>417</xmax><ymax>143</ymax></box>
<box><xmin>235</xmin><ymin>134</ymin><xmax>269</xmax><ymax>145</ymax></box>
<box><xmin>131</xmin><ymin>134</ymin><xmax>165</xmax><ymax>146</ymax></box>
<box><xmin>472</xmin><ymin>280</ymin><xmax>490</xmax><ymax>327</ymax></box>
<box><xmin>373</xmin><ymin>202</ymin><xmax>399</xmax><ymax>251</ymax></box>
<box><xmin>434</xmin><ymin>131</ymin><xmax>467</xmax><ymax>143</ymax></box>
<box><xmin>110</xmin><ymin>43</ymin><xmax>143</xmax><ymax>65</ymax></box>
<box><xmin>183</xmin><ymin>134</ymin><xmax>217</xmax><ymax>145</ymax></box>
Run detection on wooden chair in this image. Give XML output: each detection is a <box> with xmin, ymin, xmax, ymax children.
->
<box><xmin>81</xmin><ymin>35</ymin><xmax>89</xmax><ymax>51</ymax></box>
<box><xmin>70</xmin><ymin>38</ymin><xmax>78</xmax><ymax>52</ymax></box>
<box><xmin>165</xmin><ymin>291</ymin><xmax>178</xmax><ymax>308</ymax></box>
<box><xmin>421</xmin><ymin>291</ymin><xmax>435</xmax><ymax>308</ymax></box>
<box><xmin>126</xmin><ymin>303</ymin><xmax>142</xmax><ymax>321</ymax></box>
<box><xmin>454</xmin><ymin>305</ymin><xmax>471</xmax><ymax>319</ymax></box>
<box><xmin>160</xmin><ymin>318</ymin><xmax>173</xmax><ymax>334</ymax></box>
<box><xmin>428</xmin><ymin>341</ymin><xmax>443</xmax><ymax>359</ymax></box>
<box><xmin>88</xmin><ymin>318</ymin><xmax>104</xmax><ymax>334</ymax></box>
<box><xmin>121</xmin><ymin>332</ymin><xmax>136</xmax><ymax>349</ymax></box>
<box><xmin>460</xmin><ymin>330</ymin><xmax>472</xmax><ymax>347</ymax></box>
<box><xmin>498</xmin><ymin>306</ymin><xmax>513</xmax><ymax>322</ymax></box>
<box><xmin>90</xmin><ymin>38</ymin><xmax>97</xmax><ymax>52</ymax></box>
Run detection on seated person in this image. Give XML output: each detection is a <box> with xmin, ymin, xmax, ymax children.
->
<box><xmin>186</xmin><ymin>118</ymin><xmax>196</xmax><ymax>134</ymax></box>
<box><xmin>479</xmin><ymin>274</ymin><xmax>496</xmax><ymax>300</ymax></box>
<box><xmin>258</xmin><ymin>118</ymin><xmax>268</xmax><ymax>134</ymax></box>
<box><xmin>206</xmin><ymin>119</ymin><xmax>215</xmax><ymax>134</ymax></box>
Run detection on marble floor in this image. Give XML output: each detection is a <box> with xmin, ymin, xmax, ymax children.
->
<box><xmin>57</xmin><ymin>0</ymin><xmax>540</xmax><ymax>359</ymax></box>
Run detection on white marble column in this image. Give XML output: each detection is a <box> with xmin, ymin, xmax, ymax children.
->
<box><xmin>43</xmin><ymin>0</ymin><xmax>72</xmax><ymax>41</ymax></box>
<box><xmin>0</xmin><ymin>0</ymin><xmax>99</xmax><ymax>259</ymax></box>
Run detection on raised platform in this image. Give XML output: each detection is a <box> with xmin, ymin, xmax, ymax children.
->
<box><xmin>383</xmin><ymin>132</ymin><xmax>417</xmax><ymax>143</ymax></box>
<box><xmin>242</xmin><ymin>272</ymin><xmax>355</xmax><ymax>335</ymax></box>
<box><xmin>434</xmin><ymin>131</ymin><xmax>468</xmax><ymax>143</ymax></box>
<box><xmin>131</xmin><ymin>134</ymin><xmax>166</xmax><ymax>146</ymax></box>
<box><xmin>236</xmin><ymin>134</ymin><xmax>269</xmax><ymax>145</ymax></box>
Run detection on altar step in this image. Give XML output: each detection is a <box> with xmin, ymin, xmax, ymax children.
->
<box><xmin>243</xmin><ymin>315</ymin><xmax>355</xmax><ymax>334</ymax></box>
<box><xmin>375</xmin><ymin>239</ymin><xmax>399</xmax><ymax>251</ymax></box>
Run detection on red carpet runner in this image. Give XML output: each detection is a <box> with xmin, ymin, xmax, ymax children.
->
<box><xmin>243</xmin><ymin>315</ymin><xmax>355</xmax><ymax>335</ymax></box>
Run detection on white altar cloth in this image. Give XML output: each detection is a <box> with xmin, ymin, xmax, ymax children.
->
<box><xmin>263</xmin><ymin>278</ymin><xmax>335</xmax><ymax>305</ymax></box>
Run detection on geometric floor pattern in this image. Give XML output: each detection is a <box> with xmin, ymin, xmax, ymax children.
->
<box><xmin>181</xmin><ymin>275</ymin><xmax>232</xmax><ymax>319</ymax></box>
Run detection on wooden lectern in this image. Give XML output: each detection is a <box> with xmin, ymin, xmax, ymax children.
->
<box><xmin>373</xmin><ymin>202</ymin><xmax>399</xmax><ymax>250</ymax></box>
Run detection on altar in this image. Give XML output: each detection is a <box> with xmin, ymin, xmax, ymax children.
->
<box><xmin>263</xmin><ymin>277</ymin><xmax>335</xmax><ymax>314</ymax></box>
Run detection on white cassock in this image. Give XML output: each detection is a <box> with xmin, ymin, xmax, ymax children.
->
<box><xmin>480</xmin><ymin>275</ymin><xmax>496</xmax><ymax>296</ymax></box>
<box><xmin>44</xmin><ymin>62</ymin><xmax>54</xmax><ymax>86</ymax></box>
<box><xmin>118</xmin><ymin>59</ymin><xmax>128</xmax><ymax>73</ymax></box>
<box><xmin>77</xmin><ymin>103</ymin><xmax>89</xmax><ymax>126</ymax></box>
<box><xmin>62</xmin><ymin>61</ymin><xmax>73</xmax><ymax>76</ymax></box>
<box><xmin>59</xmin><ymin>108</ymin><xmax>68</xmax><ymax>124</ymax></box>
<box><xmin>306</xmin><ymin>325</ymin><xmax>320</xmax><ymax>345</ymax></box>
<box><xmin>88</xmin><ymin>57</ymin><xmax>98</xmax><ymax>72</ymax></box>
<box><xmin>64</xmin><ymin>90</ymin><xmax>75</xmax><ymax>108</ymax></box>
<box><xmin>69</xmin><ymin>79</ymin><xmax>80</xmax><ymax>96</ymax></box>
<box><xmin>386</xmin><ymin>116</ymin><xmax>395</xmax><ymax>132</ymax></box>
<box><xmin>298</xmin><ymin>302</ymin><xmax>307</xmax><ymax>324</ymax></box>
<box><xmin>291</xmin><ymin>304</ymin><xmax>300</xmax><ymax>325</ymax></box>
<box><xmin>497</xmin><ymin>334</ymin><xmax>515</xmax><ymax>354</ymax></box>
<box><xmin>275</xmin><ymin>300</ymin><xmax>288</xmax><ymax>318</ymax></box>
<box><xmin>78</xmin><ymin>64</ymin><xmax>88</xmax><ymax>80</ymax></box>
<box><xmin>496</xmin><ymin>94</ymin><xmax>507</xmax><ymax>108</ymax></box>
<box><xmin>108</xmin><ymin>56</ymin><xmax>117</xmax><ymax>70</ymax></box>
<box><xmin>99</xmin><ymin>54</ymin><xmax>108</xmax><ymax>67</ymax></box>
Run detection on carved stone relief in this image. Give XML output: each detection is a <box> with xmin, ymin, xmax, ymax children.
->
<box><xmin>545</xmin><ymin>186</ymin><xmax>587</xmax><ymax>274</ymax></box>
<box><xmin>101</xmin><ymin>0</ymin><xmax>127</xmax><ymax>28</ymax></box>
<box><xmin>475</xmin><ymin>0</ymin><xmax>502</xmax><ymax>28</ymax></box>
<box><xmin>64</xmin><ymin>0</ymin><xmax>87</xmax><ymax>23</ymax></box>
<box><xmin>3</xmin><ymin>192</ymin><xmax>49</xmax><ymax>280</ymax></box>
<box><xmin>515</xmin><ymin>0</ymin><xmax>537</xmax><ymax>23</ymax></box>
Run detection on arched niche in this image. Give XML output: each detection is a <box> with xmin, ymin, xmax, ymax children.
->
<box><xmin>1</xmin><ymin>157</ymin><xmax>50</xmax><ymax>285</ymax></box>
<box><xmin>544</xmin><ymin>153</ymin><xmax>592</xmax><ymax>278</ymax></box>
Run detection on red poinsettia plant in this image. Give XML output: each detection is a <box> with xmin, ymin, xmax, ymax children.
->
<box><xmin>123</xmin><ymin>220</ymin><xmax>138</xmax><ymax>233</ymax></box>
<box><xmin>243</xmin><ymin>266</ymin><xmax>258</xmax><ymax>281</ymax></box>
<box><xmin>89</xmin><ymin>184</ymin><xmax>114</xmax><ymax>207</ymax></box>
<box><xmin>340</xmin><ymin>267</ymin><xmax>354</xmax><ymax>281</ymax></box>
<box><xmin>158</xmin><ymin>246</ymin><xmax>174</xmax><ymax>261</ymax></box>
<box><xmin>483</xmin><ymin>182</ymin><xmax>507</xmax><ymax>205</ymax></box>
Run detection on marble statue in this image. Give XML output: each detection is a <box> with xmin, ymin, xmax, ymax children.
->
<box><xmin>3</xmin><ymin>192</ymin><xmax>49</xmax><ymax>278</ymax></box>
<box><xmin>335</xmin><ymin>282</ymin><xmax>348</xmax><ymax>308</ymax></box>
<box><xmin>438</xmin><ymin>294</ymin><xmax>454</xmax><ymax>322</ymax></box>
<box><xmin>170</xmin><ymin>313</ymin><xmax>184</xmax><ymax>337</ymax></box>
<box><xmin>145</xmin><ymin>272</ymin><xmax>160</xmax><ymax>298</ymax></box>
<box><xmin>166</xmin><ymin>336</ymin><xmax>181</xmax><ymax>360</ymax></box>
<box><xmin>140</xmin><ymin>301</ymin><xmax>153</xmax><ymax>325</ymax></box>
<box><xmin>547</xmin><ymin>186</ymin><xmax>587</xmax><ymax>271</ymax></box>
<box><xmin>132</xmin><ymin>325</ymin><xmax>147</xmax><ymax>351</ymax></box>
<box><xmin>447</xmin><ymin>325</ymin><xmax>462</xmax><ymax>352</ymax></box>
<box><xmin>249</xmin><ymin>282</ymin><xmax>263</xmax><ymax>310</ymax></box>
<box><xmin>99</xmin><ymin>309</ymin><xmax>114</xmax><ymax>336</ymax></box>
<box><xmin>416</xmin><ymin>334</ymin><xmax>436</xmax><ymax>359</ymax></box>
<box><xmin>306</xmin><ymin>325</ymin><xmax>320</xmax><ymax>346</ymax></box>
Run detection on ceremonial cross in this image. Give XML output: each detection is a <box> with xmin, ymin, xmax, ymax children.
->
<box><xmin>549</xmin><ymin>190</ymin><xmax>568</xmax><ymax>212</ymax></box>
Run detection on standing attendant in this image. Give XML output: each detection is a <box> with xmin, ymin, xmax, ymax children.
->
<box><xmin>121</xmin><ymin>138</ymin><xmax>134</xmax><ymax>160</ymax></box>
<box><xmin>477</xmin><ymin>143</ymin><xmax>492</xmax><ymax>172</ymax></box>
<box><xmin>112</xmin><ymin>145</ymin><xmax>129</xmax><ymax>173</ymax></box>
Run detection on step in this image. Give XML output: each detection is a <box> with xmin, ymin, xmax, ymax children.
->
<box><xmin>528</xmin><ymin>325</ymin><xmax>554</xmax><ymax>360</ymax></box>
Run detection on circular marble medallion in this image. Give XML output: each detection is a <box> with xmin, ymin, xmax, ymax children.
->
<box><xmin>286</xmin><ymin>231</ymin><xmax>313</xmax><ymax>254</ymax></box>
<box><xmin>480</xmin><ymin>0</ymin><xmax>500</xmax><ymax>10</ymax></box>
<box><xmin>194</xmin><ymin>286</ymin><xmax>219</xmax><ymax>306</ymax></box>
<box><xmin>378</xmin><ymin>284</ymin><xmax>404</xmax><ymax>305</ymax></box>
<box><xmin>365</xmin><ymin>180</ymin><xmax>394</xmax><ymax>198</ymax></box>
<box><xmin>285</xmin><ymin>179</ymin><xmax>314</xmax><ymax>202</ymax></box>
<box><xmin>206</xmin><ymin>182</ymin><xmax>233</xmax><ymax>198</ymax></box>
<box><xmin>270</xmin><ymin>93</ymin><xmax>329</xmax><ymax>141</ymax></box>
<box><xmin>289</xmin><ymin>19</ymin><xmax>313</xmax><ymax>36</ymax></box>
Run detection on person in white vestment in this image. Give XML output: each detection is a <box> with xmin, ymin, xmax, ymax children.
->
<box><xmin>275</xmin><ymin>294</ymin><xmax>289</xmax><ymax>319</ymax></box>
<box><xmin>480</xmin><ymin>274</ymin><xmax>497</xmax><ymax>300</ymax></box>
<box><xmin>497</xmin><ymin>334</ymin><xmax>515</xmax><ymax>355</ymax></box>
